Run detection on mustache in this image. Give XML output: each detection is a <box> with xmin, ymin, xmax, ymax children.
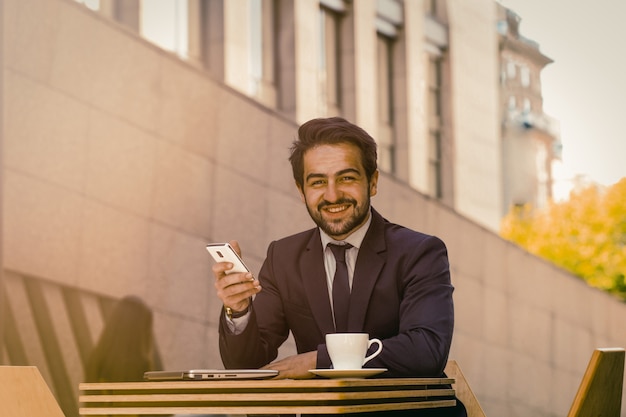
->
<box><xmin>317</xmin><ymin>198</ymin><xmax>356</xmax><ymax>211</ymax></box>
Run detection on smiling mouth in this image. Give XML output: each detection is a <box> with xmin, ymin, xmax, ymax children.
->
<box><xmin>324</xmin><ymin>204</ymin><xmax>351</xmax><ymax>214</ymax></box>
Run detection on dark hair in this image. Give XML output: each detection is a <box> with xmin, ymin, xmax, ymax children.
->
<box><xmin>85</xmin><ymin>295</ymin><xmax>155</xmax><ymax>382</ymax></box>
<box><xmin>289</xmin><ymin>117</ymin><xmax>378</xmax><ymax>188</ymax></box>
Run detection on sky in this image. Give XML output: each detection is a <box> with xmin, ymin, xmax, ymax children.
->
<box><xmin>498</xmin><ymin>0</ymin><xmax>626</xmax><ymax>198</ymax></box>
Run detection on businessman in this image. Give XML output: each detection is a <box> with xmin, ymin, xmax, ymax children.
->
<box><xmin>213</xmin><ymin>117</ymin><xmax>465</xmax><ymax>415</ymax></box>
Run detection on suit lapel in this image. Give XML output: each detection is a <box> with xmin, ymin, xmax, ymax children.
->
<box><xmin>300</xmin><ymin>230</ymin><xmax>336</xmax><ymax>335</ymax></box>
<box><xmin>348</xmin><ymin>209</ymin><xmax>387</xmax><ymax>331</ymax></box>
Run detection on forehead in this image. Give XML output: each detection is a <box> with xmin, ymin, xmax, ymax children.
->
<box><xmin>302</xmin><ymin>143</ymin><xmax>364</xmax><ymax>174</ymax></box>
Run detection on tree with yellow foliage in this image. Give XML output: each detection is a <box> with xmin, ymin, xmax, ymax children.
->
<box><xmin>500</xmin><ymin>177</ymin><xmax>626</xmax><ymax>301</ymax></box>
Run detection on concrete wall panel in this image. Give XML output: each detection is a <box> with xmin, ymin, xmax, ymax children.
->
<box><xmin>5</xmin><ymin>73</ymin><xmax>89</xmax><ymax>193</ymax></box>
<box><xmin>4</xmin><ymin>172</ymin><xmax>83</xmax><ymax>285</ymax></box>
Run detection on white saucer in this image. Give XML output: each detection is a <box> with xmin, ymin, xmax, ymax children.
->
<box><xmin>308</xmin><ymin>368</ymin><xmax>387</xmax><ymax>379</ymax></box>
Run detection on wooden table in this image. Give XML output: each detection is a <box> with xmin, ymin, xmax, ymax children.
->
<box><xmin>79</xmin><ymin>377</ymin><xmax>456</xmax><ymax>415</ymax></box>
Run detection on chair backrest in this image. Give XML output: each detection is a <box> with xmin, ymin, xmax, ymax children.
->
<box><xmin>445</xmin><ymin>360</ymin><xmax>487</xmax><ymax>417</ymax></box>
<box><xmin>0</xmin><ymin>366</ymin><xmax>66</xmax><ymax>417</ymax></box>
<box><xmin>567</xmin><ymin>347</ymin><xmax>625</xmax><ymax>417</ymax></box>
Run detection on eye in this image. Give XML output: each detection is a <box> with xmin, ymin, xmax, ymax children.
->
<box><xmin>309</xmin><ymin>179</ymin><xmax>326</xmax><ymax>187</ymax></box>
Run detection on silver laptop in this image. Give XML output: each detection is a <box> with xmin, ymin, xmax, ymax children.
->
<box><xmin>144</xmin><ymin>369</ymin><xmax>279</xmax><ymax>381</ymax></box>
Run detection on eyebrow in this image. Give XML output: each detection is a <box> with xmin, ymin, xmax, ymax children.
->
<box><xmin>305</xmin><ymin>168</ymin><xmax>362</xmax><ymax>182</ymax></box>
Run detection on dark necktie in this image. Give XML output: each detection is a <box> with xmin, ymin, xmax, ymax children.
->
<box><xmin>329</xmin><ymin>243</ymin><xmax>352</xmax><ymax>332</ymax></box>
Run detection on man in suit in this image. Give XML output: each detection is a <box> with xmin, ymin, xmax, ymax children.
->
<box><xmin>213</xmin><ymin>117</ymin><xmax>465</xmax><ymax>415</ymax></box>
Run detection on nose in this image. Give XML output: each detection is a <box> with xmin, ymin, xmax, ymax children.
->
<box><xmin>323</xmin><ymin>180</ymin><xmax>341</xmax><ymax>202</ymax></box>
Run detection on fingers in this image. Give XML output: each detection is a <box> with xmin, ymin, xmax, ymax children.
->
<box><xmin>210</xmin><ymin>241</ymin><xmax>260</xmax><ymax>310</ymax></box>
<box><xmin>216</xmin><ymin>274</ymin><xmax>259</xmax><ymax>299</ymax></box>
<box><xmin>214</xmin><ymin>269</ymin><xmax>261</xmax><ymax>310</ymax></box>
<box><xmin>229</xmin><ymin>240</ymin><xmax>242</xmax><ymax>256</ymax></box>
<box><xmin>211</xmin><ymin>260</ymin><xmax>243</xmax><ymax>277</ymax></box>
<box><xmin>262</xmin><ymin>360</ymin><xmax>288</xmax><ymax>379</ymax></box>
<box><xmin>262</xmin><ymin>352</ymin><xmax>317</xmax><ymax>380</ymax></box>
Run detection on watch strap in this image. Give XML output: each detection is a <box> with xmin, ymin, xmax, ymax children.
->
<box><xmin>225</xmin><ymin>304</ymin><xmax>250</xmax><ymax>320</ymax></box>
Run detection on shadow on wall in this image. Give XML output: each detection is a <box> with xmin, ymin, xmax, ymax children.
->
<box><xmin>2</xmin><ymin>272</ymin><xmax>164</xmax><ymax>417</ymax></box>
<box><xmin>84</xmin><ymin>295</ymin><xmax>160</xmax><ymax>383</ymax></box>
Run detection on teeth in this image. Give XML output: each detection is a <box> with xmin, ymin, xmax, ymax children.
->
<box><xmin>327</xmin><ymin>205</ymin><xmax>348</xmax><ymax>213</ymax></box>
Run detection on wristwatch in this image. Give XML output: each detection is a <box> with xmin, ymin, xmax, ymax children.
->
<box><xmin>224</xmin><ymin>304</ymin><xmax>250</xmax><ymax>320</ymax></box>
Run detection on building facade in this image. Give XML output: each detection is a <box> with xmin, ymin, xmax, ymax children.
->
<box><xmin>497</xmin><ymin>3</ymin><xmax>561</xmax><ymax>214</ymax></box>
<box><xmin>88</xmin><ymin>0</ymin><xmax>503</xmax><ymax>231</ymax></box>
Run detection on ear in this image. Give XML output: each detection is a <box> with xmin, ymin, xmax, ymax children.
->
<box><xmin>296</xmin><ymin>181</ymin><xmax>306</xmax><ymax>203</ymax></box>
<box><xmin>369</xmin><ymin>170</ymin><xmax>379</xmax><ymax>197</ymax></box>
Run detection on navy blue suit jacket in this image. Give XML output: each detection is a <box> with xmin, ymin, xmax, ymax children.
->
<box><xmin>219</xmin><ymin>208</ymin><xmax>455</xmax><ymax>378</ymax></box>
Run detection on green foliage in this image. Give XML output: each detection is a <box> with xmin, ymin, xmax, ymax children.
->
<box><xmin>500</xmin><ymin>178</ymin><xmax>626</xmax><ymax>301</ymax></box>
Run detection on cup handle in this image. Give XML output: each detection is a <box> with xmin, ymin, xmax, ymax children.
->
<box><xmin>363</xmin><ymin>338</ymin><xmax>383</xmax><ymax>365</ymax></box>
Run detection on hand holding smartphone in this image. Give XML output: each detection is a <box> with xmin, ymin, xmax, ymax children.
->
<box><xmin>206</xmin><ymin>243</ymin><xmax>250</xmax><ymax>274</ymax></box>
<box><xmin>207</xmin><ymin>242</ymin><xmax>258</xmax><ymax>318</ymax></box>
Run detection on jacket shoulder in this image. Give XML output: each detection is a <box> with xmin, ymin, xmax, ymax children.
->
<box><xmin>268</xmin><ymin>228</ymin><xmax>318</xmax><ymax>252</ymax></box>
<box><xmin>380</xmin><ymin>217</ymin><xmax>447</xmax><ymax>251</ymax></box>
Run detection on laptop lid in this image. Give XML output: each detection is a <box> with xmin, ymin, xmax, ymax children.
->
<box><xmin>143</xmin><ymin>369</ymin><xmax>279</xmax><ymax>381</ymax></box>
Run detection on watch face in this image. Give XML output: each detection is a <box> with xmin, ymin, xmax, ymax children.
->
<box><xmin>225</xmin><ymin>305</ymin><xmax>249</xmax><ymax>319</ymax></box>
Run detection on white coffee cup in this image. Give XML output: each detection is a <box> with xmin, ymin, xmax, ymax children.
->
<box><xmin>326</xmin><ymin>333</ymin><xmax>383</xmax><ymax>370</ymax></box>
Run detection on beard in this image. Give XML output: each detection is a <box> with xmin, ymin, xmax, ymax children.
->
<box><xmin>305</xmin><ymin>196</ymin><xmax>371</xmax><ymax>238</ymax></box>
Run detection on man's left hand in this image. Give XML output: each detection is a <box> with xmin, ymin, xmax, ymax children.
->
<box><xmin>262</xmin><ymin>351</ymin><xmax>317</xmax><ymax>379</ymax></box>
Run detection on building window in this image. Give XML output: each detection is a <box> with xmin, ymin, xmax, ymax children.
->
<box><xmin>377</xmin><ymin>34</ymin><xmax>395</xmax><ymax>173</ymax></box>
<box><xmin>319</xmin><ymin>7</ymin><xmax>342</xmax><ymax>116</ymax></box>
<box><xmin>250</xmin><ymin>0</ymin><xmax>264</xmax><ymax>92</ymax></box>
<box><xmin>75</xmin><ymin>0</ymin><xmax>99</xmax><ymax>11</ymax></box>
<box><xmin>429</xmin><ymin>131</ymin><xmax>442</xmax><ymax>198</ymax></box>
<box><xmin>520</xmin><ymin>65</ymin><xmax>531</xmax><ymax>88</ymax></box>
<box><xmin>249</xmin><ymin>0</ymin><xmax>277</xmax><ymax>105</ymax></box>
<box><xmin>427</xmin><ymin>56</ymin><xmax>443</xmax><ymax>198</ymax></box>
<box><xmin>507</xmin><ymin>61</ymin><xmax>516</xmax><ymax>79</ymax></box>
<box><xmin>141</xmin><ymin>0</ymin><xmax>189</xmax><ymax>59</ymax></box>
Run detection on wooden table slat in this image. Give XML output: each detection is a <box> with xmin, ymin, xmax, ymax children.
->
<box><xmin>80</xmin><ymin>400</ymin><xmax>457</xmax><ymax>415</ymax></box>
<box><xmin>79</xmin><ymin>377</ymin><xmax>453</xmax><ymax>391</ymax></box>
<box><xmin>80</xmin><ymin>388</ymin><xmax>454</xmax><ymax>403</ymax></box>
<box><xmin>79</xmin><ymin>377</ymin><xmax>456</xmax><ymax>415</ymax></box>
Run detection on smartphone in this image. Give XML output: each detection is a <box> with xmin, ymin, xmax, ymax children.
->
<box><xmin>206</xmin><ymin>243</ymin><xmax>250</xmax><ymax>274</ymax></box>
